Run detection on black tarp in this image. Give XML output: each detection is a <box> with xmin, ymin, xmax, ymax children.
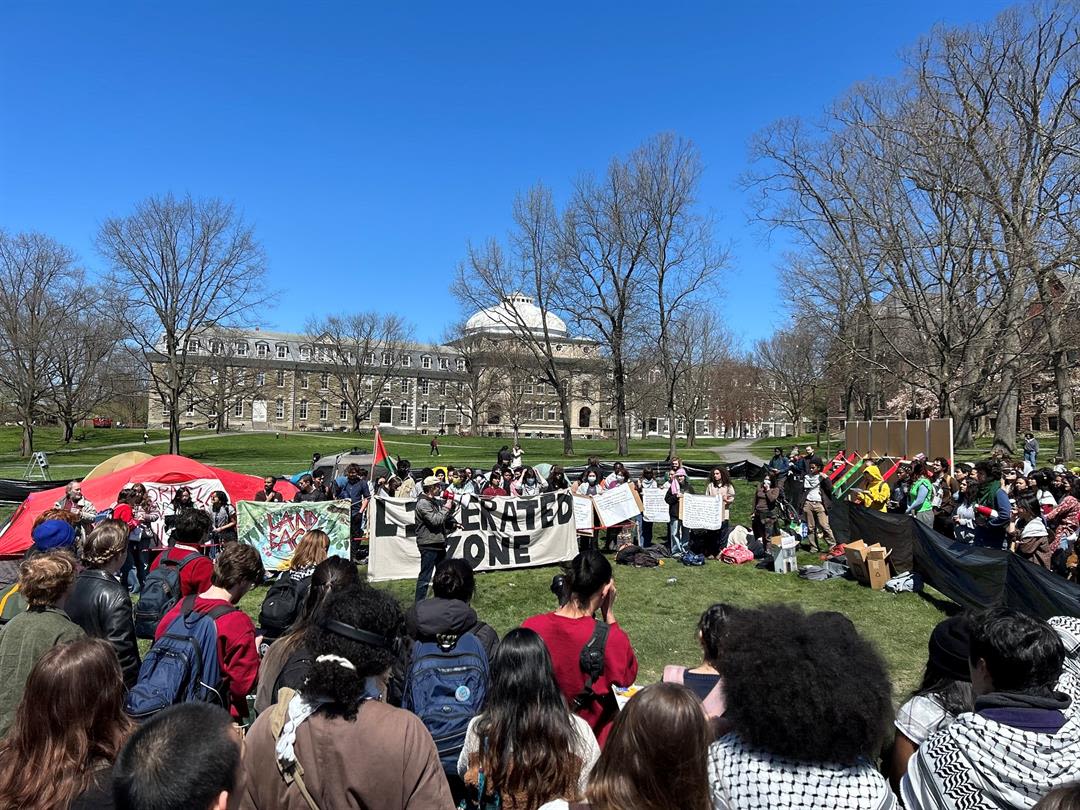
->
<box><xmin>0</xmin><ymin>478</ymin><xmax>72</xmax><ymax>504</ymax></box>
<box><xmin>828</xmin><ymin>500</ymin><xmax>915</xmax><ymax>574</ymax></box>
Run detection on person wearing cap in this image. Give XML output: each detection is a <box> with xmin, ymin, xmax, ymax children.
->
<box><xmin>414</xmin><ymin>475</ymin><xmax>458</xmax><ymax>603</ymax></box>
<box><xmin>888</xmin><ymin>615</ymin><xmax>974</xmax><ymax>792</ymax></box>
<box><xmin>0</xmin><ymin>519</ymin><xmax>78</xmax><ymax>625</ymax></box>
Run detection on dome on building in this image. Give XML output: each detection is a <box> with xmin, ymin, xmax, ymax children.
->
<box><xmin>464</xmin><ymin>293</ymin><xmax>568</xmax><ymax>338</ymax></box>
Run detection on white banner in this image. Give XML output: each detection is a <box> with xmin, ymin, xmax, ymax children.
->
<box><xmin>641</xmin><ymin>487</ymin><xmax>669</xmax><ymax>523</ymax></box>
<box><xmin>131</xmin><ymin>477</ymin><xmax>223</xmax><ymax>546</ymax></box>
<box><xmin>367</xmin><ymin>491</ymin><xmax>578</xmax><ymax>582</ymax></box>
<box><xmin>681</xmin><ymin>493</ymin><xmax>727</xmax><ymax>530</ymax></box>
<box><xmin>592</xmin><ymin>483</ymin><xmax>641</xmax><ymax>527</ymax></box>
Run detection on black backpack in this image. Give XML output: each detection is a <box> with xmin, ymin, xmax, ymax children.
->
<box><xmin>571</xmin><ymin>620</ymin><xmax>609</xmax><ymax>710</ymax></box>
<box><xmin>258</xmin><ymin>574</ymin><xmax>303</xmax><ymax>637</ymax></box>
<box><xmin>134</xmin><ymin>553</ymin><xmax>201</xmax><ymax>639</ymax></box>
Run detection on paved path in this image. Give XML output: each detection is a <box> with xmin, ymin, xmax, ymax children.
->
<box><xmin>709</xmin><ymin>437</ymin><xmax>766</xmax><ymax>466</ymax></box>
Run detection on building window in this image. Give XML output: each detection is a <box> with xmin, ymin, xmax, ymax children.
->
<box><xmin>320</xmin><ymin>372</ymin><xmax>329</xmax><ymax>390</ymax></box>
<box><xmin>456</xmin><ymin>358</ymin><xmax>465</xmax><ymax>371</ymax></box>
<box><xmin>276</xmin><ymin>369</ymin><xmax>285</xmax><ymax>387</ymax></box>
<box><xmin>186</xmin><ymin>399</ymin><xmax>195</xmax><ymax>416</ymax></box>
<box><xmin>581</xmin><ymin>381</ymin><xmax>590</xmax><ymax>399</ymax></box>
<box><xmin>256</xmin><ymin>371</ymin><xmax>265</xmax><ymax>386</ymax></box>
<box><xmin>399</xmin><ymin>402</ymin><xmax>409</xmax><ymax>422</ymax></box>
<box><xmin>299</xmin><ymin>346</ymin><xmax>311</xmax><ymax>360</ymax></box>
<box><xmin>420</xmin><ymin>404</ymin><xmax>429</xmax><ymax>425</ymax></box>
<box><xmin>439</xmin><ymin>380</ymin><xmax>447</xmax><ymax>395</ymax></box>
<box><xmin>382</xmin><ymin>352</ymin><xmax>393</xmax><ymax>366</ymax></box>
<box><xmin>365</xmin><ymin>352</ymin><xmax>375</xmax><ymax>366</ymax></box>
<box><xmin>256</xmin><ymin>343</ymin><xmax>269</xmax><ymax>358</ymax></box>
<box><xmin>438</xmin><ymin>404</ymin><xmax>446</xmax><ymax>425</ymax></box>
<box><xmin>210</xmin><ymin>340</ymin><xmax>224</xmax><ymax>355</ymax></box>
<box><xmin>439</xmin><ymin>357</ymin><xmax>449</xmax><ymax>370</ymax></box>
<box><xmin>578</xmin><ymin>407</ymin><xmax>592</xmax><ymax>428</ymax></box>
<box><xmin>421</xmin><ymin>355</ymin><xmax>431</xmax><ymax>369</ymax></box>
<box><xmin>235</xmin><ymin>341</ymin><xmax>248</xmax><ymax>357</ymax></box>
<box><xmin>298</xmin><ymin>399</ymin><xmax>308</xmax><ymax>420</ymax></box>
<box><xmin>300</xmin><ymin>372</ymin><xmax>309</xmax><ymax>389</ymax></box>
<box><xmin>275</xmin><ymin>398</ymin><xmax>284</xmax><ymax>419</ymax></box>
<box><xmin>185</xmin><ymin>339</ymin><xmax>200</xmax><ymax>354</ymax></box>
<box><xmin>319</xmin><ymin>400</ymin><xmax>328</xmax><ymax>420</ymax></box>
<box><xmin>400</xmin><ymin>378</ymin><xmax>411</xmax><ymax>394</ymax></box>
<box><xmin>379</xmin><ymin>401</ymin><xmax>393</xmax><ymax>423</ymax></box>
<box><xmin>382</xmin><ymin>380</ymin><xmax>391</xmax><ymax>393</ymax></box>
<box><xmin>364</xmin><ymin>376</ymin><xmax>373</xmax><ymax>393</ymax></box>
<box><xmin>420</xmin><ymin>378</ymin><xmax>430</xmax><ymax>395</ymax></box>
<box><xmin>233</xmin><ymin>399</ymin><xmax>243</xmax><ymax>417</ymax></box>
<box><xmin>536</xmin><ymin>382</ymin><xmax>546</xmax><ymax>395</ymax></box>
<box><xmin>340</xmin><ymin>401</ymin><xmax>348</xmax><ymax>420</ymax></box>
<box><xmin>401</xmin><ymin>355</ymin><xmax>411</xmax><ymax>367</ymax></box>
<box><xmin>276</xmin><ymin>344</ymin><xmax>287</xmax><ymax>359</ymax></box>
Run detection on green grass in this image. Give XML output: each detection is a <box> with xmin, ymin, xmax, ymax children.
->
<box><xmin>4</xmin><ymin>429</ymin><xmax>950</xmax><ymax>703</ymax></box>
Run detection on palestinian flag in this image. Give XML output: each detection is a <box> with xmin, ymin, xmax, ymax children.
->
<box><xmin>372</xmin><ymin>429</ymin><xmax>395</xmax><ymax>479</ymax></box>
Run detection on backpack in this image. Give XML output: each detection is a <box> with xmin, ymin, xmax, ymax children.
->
<box><xmin>681</xmin><ymin>552</ymin><xmax>706</xmax><ymax>566</ymax></box>
<box><xmin>403</xmin><ymin>632</ymin><xmax>489</xmax><ymax>774</ymax></box>
<box><xmin>720</xmin><ymin>545</ymin><xmax>754</xmax><ymax>565</ymax></box>
<box><xmin>259</xmin><ymin>573</ymin><xmax>303</xmax><ymax>637</ymax></box>
<box><xmin>124</xmin><ymin>595</ymin><xmax>238</xmax><ymax>720</ymax></box>
<box><xmin>134</xmin><ymin>552</ymin><xmax>202</xmax><ymax>639</ymax></box>
<box><xmin>572</xmin><ymin>620</ymin><xmax>609</xmax><ymax>711</ymax></box>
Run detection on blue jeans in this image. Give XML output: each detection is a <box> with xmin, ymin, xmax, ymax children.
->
<box><xmin>636</xmin><ymin>514</ymin><xmax>653</xmax><ymax>547</ymax></box>
<box><xmin>415</xmin><ymin>547</ymin><xmax>447</xmax><ymax>602</ymax></box>
<box><xmin>669</xmin><ymin>519</ymin><xmax>688</xmax><ymax>555</ymax></box>
<box><xmin>1025</xmin><ymin>451</ymin><xmax>1037</xmax><ymax>468</ymax></box>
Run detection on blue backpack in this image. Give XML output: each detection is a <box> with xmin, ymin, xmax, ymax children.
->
<box><xmin>403</xmin><ymin>633</ymin><xmax>489</xmax><ymax>774</ymax></box>
<box><xmin>124</xmin><ymin>595</ymin><xmax>237</xmax><ymax>721</ymax></box>
<box><xmin>134</xmin><ymin>552</ymin><xmax>202</xmax><ymax>639</ymax></box>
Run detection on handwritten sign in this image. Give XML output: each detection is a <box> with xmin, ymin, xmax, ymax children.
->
<box><xmin>237</xmin><ymin>499</ymin><xmax>352</xmax><ymax>571</ymax></box>
<box><xmin>574</xmin><ymin>496</ymin><xmax>595</xmax><ymax>536</ymax></box>
<box><xmin>592</xmin><ymin>483</ymin><xmax>642</xmax><ymax>528</ymax></box>
<box><xmin>680</xmin><ymin>494</ymin><xmax>726</xmax><ymax>530</ymax></box>
<box><xmin>641</xmin><ymin>487</ymin><xmax>669</xmax><ymax>523</ymax></box>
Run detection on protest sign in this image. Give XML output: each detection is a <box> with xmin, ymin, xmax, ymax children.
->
<box><xmin>641</xmin><ymin>487</ymin><xmax>669</xmax><ymax>523</ymax></box>
<box><xmin>574</xmin><ymin>495</ymin><xmax>595</xmax><ymax>536</ymax></box>
<box><xmin>237</xmin><ymin>499</ymin><xmax>352</xmax><ymax>572</ymax></box>
<box><xmin>135</xmin><ymin>478</ymin><xmax>222</xmax><ymax>545</ymax></box>
<box><xmin>367</xmin><ymin>491</ymin><xmax>577</xmax><ymax>582</ymax></box>
<box><xmin>681</xmin><ymin>494</ymin><xmax>726</xmax><ymax>530</ymax></box>
<box><xmin>592</xmin><ymin>483</ymin><xmax>642</xmax><ymax>528</ymax></box>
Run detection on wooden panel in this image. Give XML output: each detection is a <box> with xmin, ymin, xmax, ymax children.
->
<box><xmin>846</xmin><ymin>421</ymin><xmax>859</xmax><ymax>454</ymax></box>
<box><xmin>887</xmin><ymin>420</ymin><xmax>907</xmax><ymax>457</ymax></box>
<box><xmin>869</xmin><ymin>420</ymin><xmax>889</xmax><ymax>457</ymax></box>
<box><xmin>928</xmin><ymin>419</ymin><xmax>954</xmax><ymax>462</ymax></box>
<box><xmin>856</xmin><ymin>421</ymin><xmax>870</xmax><ymax>456</ymax></box>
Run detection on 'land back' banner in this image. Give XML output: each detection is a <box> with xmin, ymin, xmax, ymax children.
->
<box><xmin>237</xmin><ymin>499</ymin><xmax>352</xmax><ymax>572</ymax></box>
<box><xmin>367</xmin><ymin>491</ymin><xmax>577</xmax><ymax>582</ymax></box>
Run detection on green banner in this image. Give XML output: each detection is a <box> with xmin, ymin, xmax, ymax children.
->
<box><xmin>237</xmin><ymin>499</ymin><xmax>352</xmax><ymax>572</ymax></box>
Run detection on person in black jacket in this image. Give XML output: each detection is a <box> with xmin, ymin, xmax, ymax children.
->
<box><xmin>65</xmin><ymin>519</ymin><xmax>141</xmax><ymax>687</ymax></box>
<box><xmin>405</xmin><ymin>558</ymin><xmax>499</xmax><ymax>662</ymax></box>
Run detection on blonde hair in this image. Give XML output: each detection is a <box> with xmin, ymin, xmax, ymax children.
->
<box><xmin>80</xmin><ymin>520</ymin><xmax>128</xmax><ymax>568</ymax></box>
<box><xmin>19</xmin><ymin>552</ymin><xmax>76</xmax><ymax>608</ymax></box>
<box><xmin>290</xmin><ymin>530</ymin><xmax>330</xmax><ymax>570</ymax></box>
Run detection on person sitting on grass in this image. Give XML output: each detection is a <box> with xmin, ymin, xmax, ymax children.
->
<box><xmin>458</xmin><ymin>628</ymin><xmax>599</xmax><ymax>810</ymax></box>
<box><xmin>662</xmin><ymin>603</ymin><xmax>736</xmax><ymax>723</ymax></box>
<box><xmin>523</xmin><ymin>550</ymin><xmax>638</xmax><ymax>747</ymax></box>
<box><xmin>708</xmin><ymin>605</ymin><xmax>897</xmax><ymax>808</ymax></box>
<box><xmin>903</xmin><ymin>607</ymin><xmax>1080</xmax><ymax>809</ymax></box>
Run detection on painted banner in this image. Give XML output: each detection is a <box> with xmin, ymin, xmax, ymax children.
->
<box><xmin>641</xmin><ymin>487</ymin><xmax>669</xmax><ymax>524</ymax></box>
<box><xmin>573</xmin><ymin>495</ymin><xmax>595</xmax><ymax>536</ymax></box>
<box><xmin>237</xmin><ymin>499</ymin><xmax>352</xmax><ymax>572</ymax></box>
<box><xmin>131</xmin><ymin>478</ymin><xmax>223</xmax><ymax>546</ymax></box>
<box><xmin>681</xmin><ymin>494</ymin><xmax>726</xmax><ymax>530</ymax></box>
<box><xmin>592</xmin><ymin>483</ymin><xmax>642</xmax><ymax>527</ymax></box>
<box><xmin>367</xmin><ymin>491</ymin><xmax>577</xmax><ymax>582</ymax></box>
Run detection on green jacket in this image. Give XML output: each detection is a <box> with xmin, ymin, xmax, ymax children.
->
<box><xmin>0</xmin><ymin>607</ymin><xmax>84</xmax><ymax>736</ymax></box>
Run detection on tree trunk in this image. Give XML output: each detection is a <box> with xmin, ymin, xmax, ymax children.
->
<box><xmin>215</xmin><ymin>410</ymin><xmax>225</xmax><ymax>434</ymax></box>
<box><xmin>950</xmin><ymin>389</ymin><xmax>976</xmax><ymax>450</ymax></box>
<box><xmin>686</xmin><ymin>419</ymin><xmax>697</xmax><ymax>448</ymax></box>
<box><xmin>169</xmin><ymin>394</ymin><xmax>181</xmax><ymax>455</ymax></box>
<box><xmin>63</xmin><ymin>419</ymin><xmax>76</xmax><ymax>444</ymax></box>
<box><xmin>667</xmin><ymin>404</ymin><xmax>677</xmax><ymax>458</ymax></box>
<box><xmin>614</xmin><ymin>384</ymin><xmax>628</xmax><ymax>457</ymax></box>
<box><xmin>640</xmin><ymin>418</ymin><xmax>648</xmax><ymax>441</ymax></box>
<box><xmin>1054</xmin><ymin>349</ymin><xmax>1076</xmax><ymax>461</ymax></box>
<box><xmin>558</xmin><ymin>391</ymin><xmax>575</xmax><ymax>456</ymax></box>
<box><xmin>20</xmin><ymin>419</ymin><xmax>33</xmax><ymax>458</ymax></box>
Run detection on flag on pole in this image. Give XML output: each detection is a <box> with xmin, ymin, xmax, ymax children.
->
<box><xmin>372</xmin><ymin>429</ymin><xmax>395</xmax><ymax>479</ymax></box>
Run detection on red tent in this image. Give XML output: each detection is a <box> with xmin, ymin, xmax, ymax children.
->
<box><xmin>0</xmin><ymin>454</ymin><xmax>297</xmax><ymax>558</ymax></box>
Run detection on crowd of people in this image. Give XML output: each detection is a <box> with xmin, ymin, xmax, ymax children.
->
<box><xmin>3</xmin><ymin>443</ymin><xmax>1080</xmax><ymax>807</ymax></box>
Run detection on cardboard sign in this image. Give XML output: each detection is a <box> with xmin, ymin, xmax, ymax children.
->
<box><xmin>236</xmin><ymin>499</ymin><xmax>352</xmax><ymax>572</ymax></box>
<box><xmin>641</xmin><ymin>487</ymin><xmax>669</xmax><ymax>523</ymax></box>
<box><xmin>680</xmin><ymin>494</ymin><xmax>726</xmax><ymax>530</ymax></box>
<box><xmin>592</xmin><ymin>483</ymin><xmax>642</xmax><ymax>528</ymax></box>
<box><xmin>573</xmin><ymin>495</ymin><xmax>595</xmax><ymax>536</ymax></box>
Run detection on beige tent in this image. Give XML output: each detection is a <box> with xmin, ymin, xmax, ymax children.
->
<box><xmin>83</xmin><ymin>451</ymin><xmax>155</xmax><ymax>481</ymax></box>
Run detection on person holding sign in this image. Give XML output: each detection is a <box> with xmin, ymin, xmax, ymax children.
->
<box><xmin>635</xmin><ymin>468</ymin><xmax>660</xmax><ymax>547</ymax></box>
<box><xmin>414</xmin><ymin>476</ymin><xmax>458</xmax><ymax>603</ymax></box>
<box><xmin>664</xmin><ymin>468</ymin><xmax>693</xmax><ymax>557</ymax></box>
<box><xmin>703</xmin><ymin>467</ymin><xmax>736</xmax><ymax>558</ymax></box>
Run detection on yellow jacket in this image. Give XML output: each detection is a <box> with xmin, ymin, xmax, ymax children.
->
<box><xmin>860</xmin><ymin>465</ymin><xmax>890</xmax><ymax>512</ymax></box>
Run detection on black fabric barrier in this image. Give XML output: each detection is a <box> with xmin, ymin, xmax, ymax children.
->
<box><xmin>827</xmin><ymin>500</ymin><xmax>915</xmax><ymax>575</ymax></box>
<box><xmin>0</xmin><ymin>478</ymin><xmax>72</xmax><ymax>503</ymax></box>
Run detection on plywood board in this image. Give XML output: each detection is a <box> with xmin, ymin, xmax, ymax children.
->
<box><xmin>928</xmin><ymin>419</ymin><xmax>953</xmax><ymax>462</ymax></box>
<box><xmin>887</xmin><ymin>420</ymin><xmax>907</xmax><ymax>458</ymax></box>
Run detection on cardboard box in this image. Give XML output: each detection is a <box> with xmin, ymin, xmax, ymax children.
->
<box><xmin>844</xmin><ymin>540</ymin><xmax>893</xmax><ymax>590</ymax></box>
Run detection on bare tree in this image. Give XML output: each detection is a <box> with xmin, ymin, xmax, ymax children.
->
<box><xmin>674</xmin><ymin>309</ymin><xmax>733</xmax><ymax>447</ymax></box>
<box><xmin>455</xmin><ymin>185</ymin><xmax>579</xmax><ymax>456</ymax></box>
<box><xmin>304</xmin><ymin>311</ymin><xmax>413</xmax><ymax>433</ymax></box>
<box><xmin>97</xmin><ymin>194</ymin><xmax>270</xmax><ymax>454</ymax></box>
<box><xmin>0</xmin><ymin>230</ymin><xmax>79</xmax><ymax>456</ymax></box>
<box><xmin>755</xmin><ymin>319</ymin><xmax>825</xmax><ymax>433</ymax></box>
<box><xmin>442</xmin><ymin>320</ymin><xmax>502</xmax><ymax>435</ymax></box>
<box><xmin>186</xmin><ymin>329</ymin><xmax>269</xmax><ymax>433</ymax></box>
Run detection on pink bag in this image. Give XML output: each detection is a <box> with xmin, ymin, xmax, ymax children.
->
<box><xmin>720</xmin><ymin>545</ymin><xmax>754</xmax><ymax>565</ymax></box>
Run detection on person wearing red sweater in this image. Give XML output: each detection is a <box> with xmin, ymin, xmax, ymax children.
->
<box><xmin>147</xmin><ymin>508</ymin><xmax>214</xmax><ymax>596</ymax></box>
<box><xmin>481</xmin><ymin>471</ymin><xmax>507</xmax><ymax>498</ymax></box>
<box><xmin>523</xmin><ymin>550</ymin><xmax>638</xmax><ymax>747</ymax></box>
<box><xmin>155</xmin><ymin>542</ymin><xmax>264</xmax><ymax>721</ymax></box>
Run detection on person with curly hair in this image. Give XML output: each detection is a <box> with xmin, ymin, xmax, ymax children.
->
<box><xmin>0</xmin><ymin>638</ymin><xmax>133</xmax><ymax>809</ymax></box>
<box><xmin>458</xmin><ymin>628</ymin><xmax>598</xmax><ymax>810</ymax></box>
<box><xmin>241</xmin><ymin>583</ymin><xmax>453</xmax><ymax>809</ymax></box>
<box><xmin>65</xmin><ymin>519</ymin><xmax>142</xmax><ymax>687</ymax></box>
<box><xmin>707</xmin><ymin>605</ymin><xmax>897</xmax><ymax>808</ymax></box>
<box><xmin>0</xmin><ymin>552</ymin><xmax>84</xmax><ymax>736</ymax></box>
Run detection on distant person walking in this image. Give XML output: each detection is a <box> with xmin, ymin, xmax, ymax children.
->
<box><xmin>142</xmin><ymin>431</ymin><xmax>148</xmax><ymax>444</ymax></box>
<box><xmin>1023</xmin><ymin>432</ymin><xmax>1039</xmax><ymax>470</ymax></box>
<box><xmin>430</xmin><ymin>437</ymin><xmax>440</xmax><ymax>456</ymax></box>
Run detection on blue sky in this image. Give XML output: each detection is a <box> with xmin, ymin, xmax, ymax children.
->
<box><xmin>1</xmin><ymin>0</ymin><xmax>1013</xmax><ymax>347</ymax></box>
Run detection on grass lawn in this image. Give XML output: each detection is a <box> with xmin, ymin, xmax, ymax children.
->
<box><xmin>1</xmin><ymin>428</ymin><xmax>950</xmax><ymax>704</ymax></box>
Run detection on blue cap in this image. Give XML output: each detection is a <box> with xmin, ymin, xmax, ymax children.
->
<box><xmin>31</xmin><ymin>519</ymin><xmax>76</xmax><ymax>551</ymax></box>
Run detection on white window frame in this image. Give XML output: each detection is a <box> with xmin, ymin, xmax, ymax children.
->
<box><xmin>235</xmin><ymin>341</ymin><xmax>249</xmax><ymax>357</ymax></box>
<box><xmin>399</xmin><ymin>402</ymin><xmax>410</xmax><ymax>422</ymax></box>
<box><xmin>233</xmin><ymin>399</ymin><xmax>243</xmax><ymax>417</ymax></box>
<box><xmin>300</xmin><ymin>372</ymin><xmax>309</xmax><ymax>389</ymax></box>
<box><xmin>320</xmin><ymin>372</ymin><xmax>329</xmax><ymax>390</ymax></box>
<box><xmin>340</xmin><ymin>401</ymin><xmax>348</xmax><ymax>420</ymax></box>
<box><xmin>256</xmin><ymin>371</ymin><xmax>265</xmax><ymax>386</ymax></box>
<box><xmin>319</xmin><ymin>400</ymin><xmax>328</xmax><ymax>420</ymax></box>
<box><xmin>421</xmin><ymin>355</ymin><xmax>432</xmax><ymax>369</ymax></box>
<box><xmin>276</xmin><ymin>344</ymin><xmax>288</xmax><ymax>359</ymax></box>
<box><xmin>401</xmin><ymin>354</ymin><xmax>411</xmax><ymax>367</ymax></box>
<box><xmin>456</xmin><ymin>358</ymin><xmax>465</xmax><ymax>371</ymax></box>
<box><xmin>256</xmin><ymin>343</ymin><xmax>269</xmax><ymax>358</ymax></box>
<box><xmin>420</xmin><ymin>378</ymin><xmax>430</xmax><ymax>395</ymax></box>
<box><xmin>382</xmin><ymin>352</ymin><xmax>393</xmax><ymax>366</ymax></box>
<box><xmin>275</xmin><ymin>399</ymin><xmax>285</xmax><ymax>419</ymax></box>
<box><xmin>298</xmin><ymin>399</ymin><xmax>308</xmax><ymax>420</ymax></box>
<box><xmin>420</xmin><ymin>403</ymin><xmax>429</xmax><ymax>425</ymax></box>
<box><xmin>299</xmin><ymin>346</ymin><xmax>312</xmax><ymax>361</ymax></box>
<box><xmin>438</xmin><ymin>357</ymin><xmax>449</xmax><ymax>370</ymax></box>
<box><xmin>276</xmin><ymin>369</ymin><xmax>285</xmax><ymax>387</ymax></box>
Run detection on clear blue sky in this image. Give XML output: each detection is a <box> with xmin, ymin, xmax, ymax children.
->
<box><xmin>1</xmin><ymin>0</ymin><xmax>1012</xmax><ymax>347</ymax></box>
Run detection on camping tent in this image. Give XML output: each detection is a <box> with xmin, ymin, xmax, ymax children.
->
<box><xmin>0</xmin><ymin>454</ymin><xmax>297</xmax><ymax>558</ymax></box>
<box><xmin>84</xmin><ymin>450</ymin><xmax>154</xmax><ymax>481</ymax></box>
